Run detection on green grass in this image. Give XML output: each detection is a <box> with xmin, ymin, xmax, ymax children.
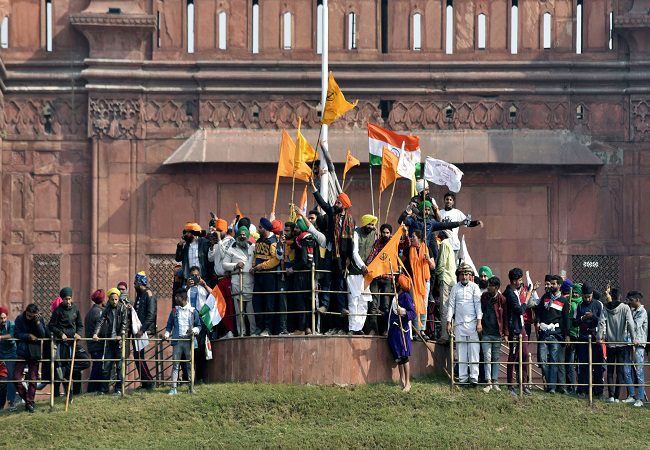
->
<box><xmin>1</xmin><ymin>377</ymin><xmax>648</xmax><ymax>450</ymax></box>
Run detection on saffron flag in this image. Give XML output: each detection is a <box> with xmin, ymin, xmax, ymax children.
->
<box><xmin>299</xmin><ymin>184</ymin><xmax>308</xmax><ymax>215</ymax></box>
<box><xmin>235</xmin><ymin>203</ymin><xmax>243</xmax><ymax>218</ymax></box>
<box><xmin>379</xmin><ymin>147</ymin><xmax>400</xmax><ymax>193</ymax></box>
<box><xmin>368</xmin><ymin>123</ymin><xmax>421</xmax><ymax>175</ymax></box>
<box><xmin>423</xmin><ymin>156</ymin><xmax>463</xmax><ymax>193</ymax></box>
<box><xmin>295</xmin><ymin>118</ymin><xmax>317</xmax><ymax>168</ymax></box>
<box><xmin>343</xmin><ymin>148</ymin><xmax>361</xmax><ymax>180</ymax></box>
<box><xmin>199</xmin><ymin>284</ymin><xmax>227</xmax><ymax>329</ymax></box>
<box><xmin>277</xmin><ymin>129</ymin><xmax>311</xmax><ymax>182</ymax></box>
<box><xmin>364</xmin><ymin>224</ymin><xmax>406</xmax><ymax>289</ymax></box>
<box><xmin>321</xmin><ymin>72</ymin><xmax>358</xmax><ymax>125</ymax></box>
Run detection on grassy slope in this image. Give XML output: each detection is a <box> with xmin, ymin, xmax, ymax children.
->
<box><xmin>1</xmin><ymin>377</ymin><xmax>648</xmax><ymax>450</ymax></box>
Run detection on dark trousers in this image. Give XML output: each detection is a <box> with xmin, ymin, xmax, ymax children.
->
<box><xmin>57</xmin><ymin>341</ymin><xmax>90</xmax><ymax>396</ymax></box>
<box><xmin>576</xmin><ymin>337</ymin><xmax>604</xmax><ymax>396</ymax></box>
<box><xmin>367</xmin><ymin>279</ymin><xmax>391</xmax><ymax>335</ymax></box>
<box><xmin>14</xmin><ymin>360</ymin><xmax>39</xmax><ymax>407</ymax></box>
<box><xmin>101</xmin><ymin>340</ymin><xmax>123</xmax><ymax>393</ymax></box>
<box><xmin>87</xmin><ymin>350</ymin><xmax>104</xmax><ymax>393</ymax></box>
<box><xmin>606</xmin><ymin>346</ymin><xmax>630</xmax><ymax>399</ymax></box>
<box><xmin>194</xmin><ymin>325</ymin><xmax>209</xmax><ymax>382</ymax></box>
<box><xmin>507</xmin><ymin>330</ymin><xmax>530</xmax><ymax>385</ymax></box>
<box><xmin>132</xmin><ymin>344</ymin><xmax>154</xmax><ymax>388</ymax></box>
<box><xmin>294</xmin><ymin>272</ymin><xmax>312</xmax><ymax>331</ymax></box>
<box><xmin>253</xmin><ymin>272</ymin><xmax>277</xmax><ymax>333</ymax></box>
<box><xmin>275</xmin><ymin>274</ymin><xmax>289</xmax><ymax>334</ymax></box>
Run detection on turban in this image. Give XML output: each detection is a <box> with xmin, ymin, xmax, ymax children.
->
<box><xmin>418</xmin><ymin>201</ymin><xmax>432</xmax><ymax>211</ymax></box>
<box><xmin>416</xmin><ymin>179</ymin><xmax>427</xmax><ymax>194</ymax></box>
<box><xmin>238</xmin><ymin>226</ymin><xmax>250</xmax><ymax>238</ymax></box>
<box><xmin>91</xmin><ymin>289</ymin><xmax>106</xmax><ymax>305</ymax></box>
<box><xmin>572</xmin><ymin>283</ymin><xmax>583</xmax><ymax>296</ymax></box>
<box><xmin>106</xmin><ymin>288</ymin><xmax>121</xmax><ymax>299</ymax></box>
<box><xmin>337</xmin><ymin>192</ymin><xmax>352</xmax><ymax>209</ymax></box>
<box><xmin>271</xmin><ymin>219</ymin><xmax>283</xmax><ymax>235</ymax></box>
<box><xmin>561</xmin><ymin>279</ymin><xmax>574</xmax><ymax>294</ymax></box>
<box><xmin>59</xmin><ymin>287</ymin><xmax>73</xmax><ymax>298</ymax></box>
<box><xmin>544</xmin><ymin>274</ymin><xmax>553</xmax><ymax>283</ymax></box>
<box><xmin>215</xmin><ymin>219</ymin><xmax>228</xmax><ymax>233</ymax></box>
<box><xmin>51</xmin><ymin>297</ymin><xmax>63</xmax><ymax>311</ymax></box>
<box><xmin>259</xmin><ymin>217</ymin><xmax>273</xmax><ymax>232</ymax></box>
<box><xmin>582</xmin><ymin>283</ymin><xmax>594</xmax><ymax>295</ymax></box>
<box><xmin>478</xmin><ymin>266</ymin><xmax>493</xmax><ymax>278</ymax></box>
<box><xmin>183</xmin><ymin>222</ymin><xmax>202</xmax><ymax>233</ymax></box>
<box><xmin>397</xmin><ymin>274</ymin><xmax>411</xmax><ymax>292</ymax></box>
<box><xmin>0</xmin><ymin>306</ymin><xmax>8</xmax><ymax>316</ymax></box>
<box><xmin>456</xmin><ymin>262</ymin><xmax>474</xmax><ymax>275</ymax></box>
<box><xmin>117</xmin><ymin>281</ymin><xmax>128</xmax><ymax>290</ymax></box>
<box><xmin>238</xmin><ymin>217</ymin><xmax>251</xmax><ymax>230</ymax></box>
<box><xmin>296</xmin><ymin>218</ymin><xmax>309</xmax><ymax>233</ymax></box>
<box><xmin>361</xmin><ymin>214</ymin><xmax>378</xmax><ymax>227</ymax></box>
<box><xmin>134</xmin><ymin>271</ymin><xmax>148</xmax><ymax>286</ymax></box>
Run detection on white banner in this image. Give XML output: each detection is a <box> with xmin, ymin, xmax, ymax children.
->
<box><xmin>458</xmin><ymin>235</ymin><xmax>477</xmax><ymax>276</ymax></box>
<box><xmin>423</xmin><ymin>156</ymin><xmax>463</xmax><ymax>193</ymax></box>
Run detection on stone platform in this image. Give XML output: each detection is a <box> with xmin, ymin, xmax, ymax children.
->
<box><xmin>205</xmin><ymin>336</ymin><xmax>448</xmax><ymax>385</ymax></box>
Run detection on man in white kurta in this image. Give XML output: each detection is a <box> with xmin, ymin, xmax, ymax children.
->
<box><xmin>347</xmin><ymin>215</ymin><xmax>377</xmax><ymax>334</ymax></box>
<box><xmin>447</xmin><ymin>262</ymin><xmax>483</xmax><ymax>384</ymax></box>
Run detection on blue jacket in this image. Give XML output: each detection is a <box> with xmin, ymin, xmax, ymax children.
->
<box><xmin>0</xmin><ymin>319</ymin><xmax>17</xmax><ymax>359</ymax></box>
<box><xmin>14</xmin><ymin>313</ymin><xmax>48</xmax><ymax>360</ymax></box>
<box><xmin>165</xmin><ymin>306</ymin><xmax>201</xmax><ymax>347</ymax></box>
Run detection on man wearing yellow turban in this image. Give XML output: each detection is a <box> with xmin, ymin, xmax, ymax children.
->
<box><xmin>347</xmin><ymin>214</ymin><xmax>378</xmax><ymax>334</ymax></box>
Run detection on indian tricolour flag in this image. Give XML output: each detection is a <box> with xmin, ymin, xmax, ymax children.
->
<box><xmin>368</xmin><ymin>123</ymin><xmax>421</xmax><ymax>176</ymax></box>
<box><xmin>199</xmin><ymin>285</ymin><xmax>227</xmax><ymax>329</ymax></box>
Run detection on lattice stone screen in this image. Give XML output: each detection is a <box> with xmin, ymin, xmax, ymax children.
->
<box><xmin>147</xmin><ymin>254</ymin><xmax>177</xmax><ymax>301</ymax></box>
<box><xmin>32</xmin><ymin>254</ymin><xmax>61</xmax><ymax>321</ymax></box>
<box><xmin>571</xmin><ymin>255</ymin><xmax>620</xmax><ymax>294</ymax></box>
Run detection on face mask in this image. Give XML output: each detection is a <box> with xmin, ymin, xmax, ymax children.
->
<box><xmin>478</xmin><ymin>279</ymin><xmax>488</xmax><ymax>290</ymax></box>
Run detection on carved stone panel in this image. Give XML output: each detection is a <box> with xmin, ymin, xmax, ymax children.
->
<box><xmin>632</xmin><ymin>98</ymin><xmax>650</xmax><ymax>141</ymax></box>
<box><xmin>89</xmin><ymin>98</ymin><xmax>145</xmax><ymax>139</ymax></box>
<box><xmin>3</xmin><ymin>98</ymin><xmax>86</xmax><ymax>138</ymax></box>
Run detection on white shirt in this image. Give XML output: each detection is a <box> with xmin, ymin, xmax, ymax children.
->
<box><xmin>188</xmin><ymin>240</ymin><xmax>200</xmax><ymax>270</ymax></box>
<box><xmin>439</xmin><ymin>208</ymin><xmax>466</xmax><ymax>251</ymax></box>
<box><xmin>447</xmin><ymin>281</ymin><xmax>482</xmax><ymax>324</ymax></box>
<box><xmin>164</xmin><ymin>304</ymin><xmax>200</xmax><ymax>339</ymax></box>
<box><xmin>208</xmin><ymin>236</ymin><xmax>235</xmax><ymax>276</ymax></box>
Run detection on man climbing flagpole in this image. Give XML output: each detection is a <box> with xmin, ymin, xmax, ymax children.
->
<box><xmin>319</xmin><ymin>0</ymin><xmax>330</xmax><ymax>202</ymax></box>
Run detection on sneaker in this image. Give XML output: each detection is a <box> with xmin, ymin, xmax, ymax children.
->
<box><xmin>168</xmin><ymin>388</ymin><xmax>177</xmax><ymax>396</ymax></box>
<box><xmin>622</xmin><ymin>397</ymin><xmax>636</xmax><ymax>404</ymax></box>
<box><xmin>482</xmin><ymin>385</ymin><xmax>493</xmax><ymax>393</ymax></box>
<box><xmin>95</xmin><ymin>391</ymin><xmax>105</xmax><ymax>396</ymax></box>
<box><xmin>251</xmin><ymin>329</ymin><xmax>262</xmax><ymax>336</ymax></box>
<box><xmin>509</xmin><ymin>388</ymin><xmax>518</xmax><ymax>397</ymax></box>
<box><xmin>26</xmin><ymin>404</ymin><xmax>35</xmax><ymax>414</ymax></box>
<box><xmin>523</xmin><ymin>387</ymin><xmax>532</xmax><ymax>396</ymax></box>
<box><xmin>325</xmin><ymin>329</ymin><xmax>337</xmax><ymax>336</ymax></box>
<box><xmin>305</xmin><ymin>328</ymin><xmax>312</xmax><ymax>335</ymax></box>
<box><xmin>279</xmin><ymin>331</ymin><xmax>290</xmax><ymax>336</ymax></box>
<box><xmin>35</xmin><ymin>383</ymin><xmax>47</xmax><ymax>391</ymax></box>
<box><xmin>318</xmin><ymin>306</ymin><xmax>327</xmax><ymax>314</ymax></box>
<box><xmin>633</xmin><ymin>400</ymin><xmax>644</xmax><ymax>407</ymax></box>
<box><xmin>223</xmin><ymin>331</ymin><xmax>234</xmax><ymax>339</ymax></box>
<box><xmin>607</xmin><ymin>397</ymin><xmax>619</xmax><ymax>403</ymax></box>
<box><xmin>336</xmin><ymin>330</ymin><xmax>347</xmax><ymax>336</ymax></box>
<box><xmin>548</xmin><ymin>390</ymin><xmax>556</xmax><ymax>395</ymax></box>
<box><xmin>492</xmin><ymin>385</ymin><xmax>501</xmax><ymax>392</ymax></box>
<box><xmin>113</xmin><ymin>390</ymin><xmax>122</xmax><ymax>396</ymax></box>
<box><xmin>260</xmin><ymin>330</ymin><xmax>270</xmax><ymax>337</ymax></box>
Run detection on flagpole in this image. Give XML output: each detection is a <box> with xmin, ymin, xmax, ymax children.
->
<box><xmin>272</xmin><ymin>172</ymin><xmax>280</xmax><ymax>215</ymax></box>
<box><xmin>386</xmin><ymin>180</ymin><xmax>397</xmax><ymax>224</ymax></box>
<box><xmin>319</xmin><ymin>0</ymin><xmax>329</xmax><ymax>202</ymax></box>
<box><xmin>378</xmin><ymin>190</ymin><xmax>382</xmax><ymax>225</ymax></box>
<box><xmin>369</xmin><ymin>164</ymin><xmax>375</xmax><ymax>217</ymax></box>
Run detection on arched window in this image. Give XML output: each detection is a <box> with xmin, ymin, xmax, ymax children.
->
<box><xmin>445</xmin><ymin>0</ymin><xmax>453</xmax><ymax>54</ymax></box>
<box><xmin>1</xmin><ymin>16</ymin><xmax>8</xmax><ymax>49</ymax></box>
<box><xmin>608</xmin><ymin>10</ymin><xmax>613</xmax><ymax>50</ymax></box>
<box><xmin>283</xmin><ymin>11</ymin><xmax>292</xmax><ymax>50</ymax></box>
<box><xmin>45</xmin><ymin>0</ymin><xmax>53</xmax><ymax>52</ymax></box>
<box><xmin>348</xmin><ymin>12</ymin><xmax>357</xmax><ymax>50</ymax></box>
<box><xmin>156</xmin><ymin>11</ymin><xmax>161</xmax><ymax>48</ymax></box>
<box><xmin>316</xmin><ymin>0</ymin><xmax>323</xmax><ymax>54</ymax></box>
<box><xmin>187</xmin><ymin>0</ymin><xmax>195</xmax><ymax>53</ymax></box>
<box><xmin>511</xmin><ymin>0</ymin><xmax>518</xmax><ymax>54</ymax></box>
<box><xmin>412</xmin><ymin>12</ymin><xmax>422</xmax><ymax>51</ymax></box>
<box><xmin>542</xmin><ymin>12</ymin><xmax>551</xmax><ymax>49</ymax></box>
<box><xmin>477</xmin><ymin>13</ymin><xmax>486</xmax><ymax>49</ymax></box>
<box><xmin>576</xmin><ymin>0</ymin><xmax>583</xmax><ymax>54</ymax></box>
<box><xmin>218</xmin><ymin>11</ymin><xmax>227</xmax><ymax>50</ymax></box>
<box><xmin>252</xmin><ymin>0</ymin><xmax>260</xmax><ymax>54</ymax></box>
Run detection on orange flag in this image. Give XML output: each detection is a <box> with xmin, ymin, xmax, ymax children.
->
<box><xmin>364</xmin><ymin>224</ymin><xmax>406</xmax><ymax>289</ymax></box>
<box><xmin>379</xmin><ymin>147</ymin><xmax>399</xmax><ymax>193</ymax></box>
<box><xmin>299</xmin><ymin>184</ymin><xmax>308</xmax><ymax>214</ymax></box>
<box><xmin>274</xmin><ymin>130</ymin><xmax>312</xmax><ymax>213</ymax></box>
<box><xmin>321</xmin><ymin>72</ymin><xmax>358</xmax><ymax>125</ymax></box>
<box><xmin>295</xmin><ymin>118</ymin><xmax>317</xmax><ymax>168</ymax></box>
<box><xmin>235</xmin><ymin>203</ymin><xmax>243</xmax><ymax>218</ymax></box>
<box><xmin>343</xmin><ymin>148</ymin><xmax>361</xmax><ymax>181</ymax></box>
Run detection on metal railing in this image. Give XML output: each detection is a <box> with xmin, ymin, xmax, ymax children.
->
<box><xmin>0</xmin><ymin>334</ymin><xmax>194</xmax><ymax>410</ymax></box>
<box><xmin>448</xmin><ymin>334</ymin><xmax>649</xmax><ymax>406</ymax></box>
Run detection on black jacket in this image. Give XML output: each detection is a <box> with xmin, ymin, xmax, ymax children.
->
<box><xmin>84</xmin><ymin>304</ymin><xmax>105</xmax><ymax>353</ymax></box>
<box><xmin>134</xmin><ymin>289</ymin><xmax>157</xmax><ymax>335</ymax></box>
<box><xmin>14</xmin><ymin>313</ymin><xmax>48</xmax><ymax>360</ymax></box>
<box><xmin>504</xmin><ymin>285</ymin><xmax>525</xmax><ymax>336</ymax></box>
<box><xmin>175</xmin><ymin>237</ymin><xmax>212</xmax><ymax>280</ymax></box>
<box><xmin>49</xmin><ymin>304</ymin><xmax>83</xmax><ymax>340</ymax></box>
<box><xmin>94</xmin><ymin>303</ymin><xmax>130</xmax><ymax>339</ymax></box>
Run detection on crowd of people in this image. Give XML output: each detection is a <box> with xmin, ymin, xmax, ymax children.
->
<box><xmin>0</xmin><ymin>180</ymin><xmax>648</xmax><ymax>410</ymax></box>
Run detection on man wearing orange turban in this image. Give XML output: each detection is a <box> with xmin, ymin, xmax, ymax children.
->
<box><xmin>207</xmin><ymin>217</ymin><xmax>238</xmax><ymax>340</ymax></box>
<box><xmin>387</xmin><ymin>273</ymin><xmax>417</xmax><ymax>392</ymax></box>
<box><xmin>313</xmin><ymin>188</ymin><xmax>356</xmax><ymax>333</ymax></box>
<box><xmin>176</xmin><ymin>221</ymin><xmax>211</xmax><ymax>282</ymax></box>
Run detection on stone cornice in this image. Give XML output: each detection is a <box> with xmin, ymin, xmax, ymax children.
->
<box><xmin>69</xmin><ymin>14</ymin><xmax>156</xmax><ymax>28</ymax></box>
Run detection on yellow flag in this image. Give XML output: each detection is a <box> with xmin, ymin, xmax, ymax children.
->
<box><xmin>364</xmin><ymin>224</ymin><xmax>406</xmax><ymax>289</ymax></box>
<box><xmin>379</xmin><ymin>147</ymin><xmax>399</xmax><ymax>193</ymax></box>
<box><xmin>295</xmin><ymin>118</ymin><xmax>317</xmax><ymax>168</ymax></box>
<box><xmin>343</xmin><ymin>148</ymin><xmax>361</xmax><ymax>180</ymax></box>
<box><xmin>321</xmin><ymin>72</ymin><xmax>358</xmax><ymax>125</ymax></box>
<box><xmin>277</xmin><ymin>129</ymin><xmax>311</xmax><ymax>182</ymax></box>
